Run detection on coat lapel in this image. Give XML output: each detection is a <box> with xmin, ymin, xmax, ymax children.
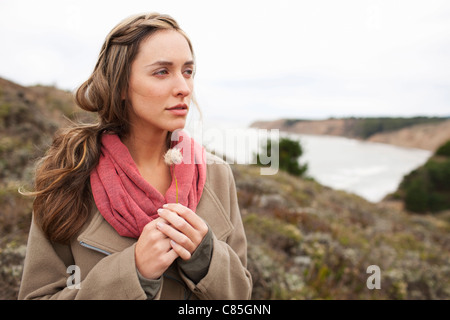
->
<box><xmin>196</xmin><ymin>183</ymin><xmax>234</xmax><ymax>241</ymax></box>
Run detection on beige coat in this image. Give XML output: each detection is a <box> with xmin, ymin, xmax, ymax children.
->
<box><xmin>18</xmin><ymin>153</ymin><xmax>252</xmax><ymax>300</ymax></box>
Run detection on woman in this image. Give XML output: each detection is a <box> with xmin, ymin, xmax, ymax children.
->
<box><xmin>18</xmin><ymin>12</ymin><xmax>252</xmax><ymax>300</ymax></box>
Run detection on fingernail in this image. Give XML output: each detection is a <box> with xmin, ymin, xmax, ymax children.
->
<box><xmin>157</xmin><ymin>208</ymin><xmax>163</xmax><ymax>214</ymax></box>
<box><xmin>163</xmin><ymin>204</ymin><xmax>168</xmax><ymax>208</ymax></box>
<box><xmin>156</xmin><ymin>222</ymin><xmax>163</xmax><ymax>229</ymax></box>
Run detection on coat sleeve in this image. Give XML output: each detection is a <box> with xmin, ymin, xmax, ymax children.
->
<box><xmin>178</xmin><ymin>162</ymin><xmax>253</xmax><ymax>299</ymax></box>
<box><xmin>18</xmin><ymin>219</ymin><xmax>150</xmax><ymax>300</ymax></box>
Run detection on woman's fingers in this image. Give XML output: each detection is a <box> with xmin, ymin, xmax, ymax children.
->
<box><xmin>157</xmin><ymin>204</ymin><xmax>209</xmax><ymax>254</ymax></box>
<box><xmin>156</xmin><ymin>221</ymin><xmax>196</xmax><ymax>254</ymax></box>
<box><xmin>135</xmin><ymin>217</ymin><xmax>179</xmax><ymax>279</ymax></box>
<box><xmin>163</xmin><ymin>203</ymin><xmax>207</xmax><ymax>233</ymax></box>
<box><xmin>170</xmin><ymin>240</ymin><xmax>192</xmax><ymax>260</ymax></box>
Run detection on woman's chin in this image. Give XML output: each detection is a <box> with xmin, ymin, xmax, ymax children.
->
<box><xmin>167</xmin><ymin>119</ymin><xmax>187</xmax><ymax>132</ymax></box>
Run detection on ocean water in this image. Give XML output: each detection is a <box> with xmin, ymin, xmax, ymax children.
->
<box><xmin>292</xmin><ymin>133</ymin><xmax>432</xmax><ymax>202</ymax></box>
<box><xmin>185</xmin><ymin>124</ymin><xmax>432</xmax><ymax>203</ymax></box>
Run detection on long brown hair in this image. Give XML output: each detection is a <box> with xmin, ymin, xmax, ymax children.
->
<box><xmin>27</xmin><ymin>13</ymin><xmax>195</xmax><ymax>243</ymax></box>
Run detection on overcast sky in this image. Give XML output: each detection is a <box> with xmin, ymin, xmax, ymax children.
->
<box><xmin>1</xmin><ymin>0</ymin><xmax>449</xmax><ymax>126</ymax></box>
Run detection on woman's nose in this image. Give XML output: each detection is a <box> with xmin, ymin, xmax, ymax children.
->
<box><xmin>173</xmin><ymin>74</ymin><xmax>192</xmax><ymax>97</ymax></box>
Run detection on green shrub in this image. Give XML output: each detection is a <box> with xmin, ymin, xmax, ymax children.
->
<box><xmin>403</xmin><ymin>171</ymin><xmax>429</xmax><ymax>213</ymax></box>
<box><xmin>256</xmin><ymin>137</ymin><xmax>308</xmax><ymax>177</ymax></box>
<box><xmin>435</xmin><ymin>140</ymin><xmax>450</xmax><ymax>157</ymax></box>
<box><xmin>399</xmin><ymin>140</ymin><xmax>450</xmax><ymax>213</ymax></box>
<box><xmin>425</xmin><ymin>159</ymin><xmax>450</xmax><ymax>190</ymax></box>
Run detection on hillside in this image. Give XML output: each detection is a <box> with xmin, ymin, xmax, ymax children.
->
<box><xmin>234</xmin><ymin>164</ymin><xmax>450</xmax><ymax>299</ymax></box>
<box><xmin>0</xmin><ymin>77</ymin><xmax>95</xmax><ymax>298</ymax></box>
<box><xmin>0</xmin><ymin>78</ymin><xmax>449</xmax><ymax>299</ymax></box>
<box><xmin>0</xmin><ymin>77</ymin><xmax>89</xmax><ymax>183</ymax></box>
<box><xmin>251</xmin><ymin>117</ymin><xmax>450</xmax><ymax>151</ymax></box>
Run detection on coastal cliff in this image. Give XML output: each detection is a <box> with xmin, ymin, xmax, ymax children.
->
<box><xmin>251</xmin><ymin>117</ymin><xmax>450</xmax><ymax>151</ymax></box>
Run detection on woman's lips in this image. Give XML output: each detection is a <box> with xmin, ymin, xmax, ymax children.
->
<box><xmin>166</xmin><ymin>104</ymin><xmax>188</xmax><ymax>116</ymax></box>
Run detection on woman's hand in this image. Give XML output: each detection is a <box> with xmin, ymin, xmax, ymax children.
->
<box><xmin>156</xmin><ymin>203</ymin><xmax>209</xmax><ymax>261</ymax></box>
<box><xmin>135</xmin><ymin>217</ymin><xmax>179</xmax><ymax>280</ymax></box>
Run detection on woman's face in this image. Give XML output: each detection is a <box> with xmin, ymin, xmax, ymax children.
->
<box><xmin>126</xmin><ymin>29</ymin><xmax>194</xmax><ymax>135</ymax></box>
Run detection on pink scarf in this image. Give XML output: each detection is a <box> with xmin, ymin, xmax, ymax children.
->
<box><xmin>90</xmin><ymin>130</ymin><xmax>207</xmax><ymax>238</ymax></box>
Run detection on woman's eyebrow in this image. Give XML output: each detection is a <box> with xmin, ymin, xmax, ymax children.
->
<box><xmin>146</xmin><ymin>60</ymin><xmax>194</xmax><ymax>67</ymax></box>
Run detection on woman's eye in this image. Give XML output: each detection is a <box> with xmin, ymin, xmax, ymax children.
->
<box><xmin>152</xmin><ymin>68</ymin><xmax>193</xmax><ymax>78</ymax></box>
<box><xmin>183</xmin><ymin>69</ymin><xmax>194</xmax><ymax>77</ymax></box>
<box><xmin>153</xmin><ymin>69</ymin><xmax>169</xmax><ymax>76</ymax></box>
